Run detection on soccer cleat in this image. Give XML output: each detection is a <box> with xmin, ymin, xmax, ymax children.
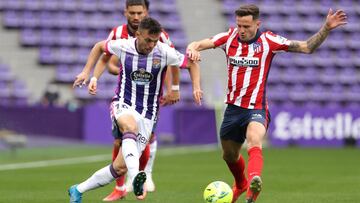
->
<box><xmin>132</xmin><ymin>171</ymin><xmax>147</xmax><ymax>200</ymax></box>
<box><xmin>245</xmin><ymin>176</ymin><xmax>262</xmax><ymax>203</ymax></box>
<box><xmin>231</xmin><ymin>182</ymin><xmax>247</xmax><ymax>203</ymax></box>
<box><xmin>68</xmin><ymin>185</ymin><xmax>82</xmax><ymax>203</ymax></box>
<box><xmin>125</xmin><ymin>176</ymin><xmax>133</xmax><ymax>192</ymax></box>
<box><xmin>102</xmin><ymin>188</ymin><xmax>127</xmax><ymax>201</ymax></box>
<box><xmin>145</xmin><ymin>173</ymin><xmax>156</xmax><ymax>192</ymax></box>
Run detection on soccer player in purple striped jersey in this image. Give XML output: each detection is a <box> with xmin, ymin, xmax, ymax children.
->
<box><xmin>73</xmin><ymin>1</ymin><xmax>180</xmax><ymax>200</ymax></box>
<box><xmin>68</xmin><ymin>17</ymin><xmax>202</xmax><ymax>203</ymax></box>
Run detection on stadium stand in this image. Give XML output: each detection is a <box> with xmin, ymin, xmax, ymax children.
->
<box><xmin>0</xmin><ymin>0</ymin><xmax>359</xmax><ymax>108</ymax></box>
<box><xmin>0</xmin><ymin>0</ymin><xmax>190</xmax><ymax>104</ymax></box>
<box><xmin>220</xmin><ymin>0</ymin><xmax>360</xmax><ymax>108</ymax></box>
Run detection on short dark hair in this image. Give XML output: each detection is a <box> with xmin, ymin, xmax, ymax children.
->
<box><xmin>235</xmin><ymin>4</ymin><xmax>260</xmax><ymax>20</ymax></box>
<box><xmin>138</xmin><ymin>17</ymin><xmax>162</xmax><ymax>35</ymax></box>
<box><xmin>126</xmin><ymin>0</ymin><xmax>147</xmax><ymax>9</ymax></box>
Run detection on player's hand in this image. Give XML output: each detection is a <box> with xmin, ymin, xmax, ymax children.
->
<box><xmin>193</xmin><ymin>88</ymin><xmax>203</xmax><ymax>106</ymax></box>
<box><xmin>160</xmin><ymin>90</ymin><xmax>180</xmax><ymax>106</ymax></box>
<box><xmin>88</xmin><ymin>77</ymin><xmax>98</xmax><ymax>95</ymax></box>
<box><xmin>325</xmin><ymin>9</ymin><xmax>347</xmax><ymax>31</ymax></box>
<box><xmin>73</xmin><ymin>71</ymin><xmax>90</xmax><ymax>88</ymax></box>
<box><xmin>186</xmin><ymin>48</ymin><xmax>201</xmax><ymax>62</ymax></box>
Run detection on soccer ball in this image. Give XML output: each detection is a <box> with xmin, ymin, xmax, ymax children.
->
<box><xmin>203</xmin><ymin>181</ymin><xmax>233</xmax><ymax>203</ymax></box>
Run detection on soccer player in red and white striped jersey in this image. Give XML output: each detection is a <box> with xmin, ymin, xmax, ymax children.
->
<box><xmin>187</xmin><ymin>4</ymin><xmax>347</xmax><ymax>203</ymax></box>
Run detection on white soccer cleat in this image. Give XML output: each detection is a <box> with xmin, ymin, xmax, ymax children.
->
<box><xmin>145</xmin><ymin>173</ymin><xmax>156</xmax><ymax>192</ymax></box>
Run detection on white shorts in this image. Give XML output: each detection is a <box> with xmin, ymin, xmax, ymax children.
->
<box><xmin>110</xmin><ymin>101</ymin><xmax>154</xmax><ymax>152</ymax></box>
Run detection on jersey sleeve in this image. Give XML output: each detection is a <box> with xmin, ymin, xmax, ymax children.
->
<box><xmin>159</xmin><ymin>30</ymin><xmax>174</xmax><ymax>48</ymax></box>
<box><xmin>104</xmin><ymin>39</ymin><xmax>126</xmax><ymax>57</ymax></box>
<box><xmin>106</xmin><ymin>27</ymin><xmax>117</xmax><ymax>41</ymax></box>
<box><xmin>265</xmin><ymin>31</ymin><xmax>291</xmax><ymax>53</ymax></box>
<box><xmin>210</xmin><ymin>28</ymin><xmax>233</xmax><ymax>48</ymax></box>
<box><xmin>165</xmin><ymin>45</ymin><xmax>186</xmax><ymax>67</ymax></box>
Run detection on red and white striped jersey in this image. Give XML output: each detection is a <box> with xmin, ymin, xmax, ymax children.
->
<box><xmin>107</xmin><ymin>24</ymin><xmax>174</xmax><ymax>47</ymax></box>
<box><xmin>211</xmin><ymin>28</ymin><xmax>290</xmax><ymax>110</ymax></box>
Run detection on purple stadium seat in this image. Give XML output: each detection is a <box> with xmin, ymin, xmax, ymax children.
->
<box><xmin>54</xmin><ymin>11</ymin><xmax>73</xmax><ymax>29</ymax></box>
<box><xmin>57</xmin><ymin>29</ymin><xmax>75</xmax><ymax>47</ymax></box>
<box><xmin>39</xmin><ymin>29</ymin><xmax>56</xmax><ymax>46</ymax></box>
<box><xmin>3</xmin><ymin>0</ymin><xmax>23</xmax><ymax>10</ymax></box>
<box><xmin>39</xmin><ymin>46</ymin><xmax>56</xmax><ymax>64</ymax></box>
<box><xmin>338</xmin><ymin>68</ymin><xmax>358</xmax><ymax>85</ymax></box>
<box><xmin>22</xmin><ymin>11</ymin><xmax>40</xmax><ymax>28</ymax></box>
<box><xmin>346</xmin><ymin>84</ymin><xmax>360</xmax><ymax>102</ymax></box>
<box><xmin>309</xmin><ymin>84</ymin><xmax>329</xmax><ymax>101</ymax></box>
<box><xmin>320</xmin><ymin>66</ymin><xmax>338</xmax><ymax>84</ymax></box>
<box><xmin>0</xmin><ymin>82</ymin><xmax>11</xmax><ymax>98</ymax></box>
<box><xmin>21</xmin><ymin>28</ymin><xmax>40</xmax><ymax>46</ymax></box>
<box><xmin>75</xmin><ymin>29</ymin><xmax>94</xmax><ymax>48</ymax></box>
<box><xmin>267</xmin><ymin>83</ymin><xmax>289</xmax><ymax>101</ymax></box>
<box><xmin>326</xmin><ymin>32</ymin><xmax>347</xmax><ymax>49</ymax></box>
<box><xmin>284</xmin><ymin>15</ymin><xmax>304</xmax><ymax>32</ymax></box>
<box><xmin>78</xmin><ymin>0</ymin><xmax>98</xmax><ymax>12</ymax></box>
<box><xmin>12</xmin><ymin>80</ymin><xmax>29</xmax><ymax>99</ymax></box>
<box><xmin>289</xmin><ymin>84</ymin><xmax>308</xmax><ymax>102</ymax></box>
<box><xmin>3</xmin><ymin>10</ymin><xmax>22</xmax><ymax>28</ymax></box>
<box><xmin>280</xmin><ymin>67</ymin><xmax>300</xmax><ymax>84</ymax></box>
<box><xmin>328</xmin><ymin>84</ymin><xmax>345</xmax><ymax>102</ymax></box>
<box><xmin>60</xmin><ymin>0</ymin><xmax>78</xmax><ymax>12</ymax></box>
<box><xmin>0</xmin><ymin>64</ymin><xmax>13</xmax><ymax>82</ymax></box>
<box><xmin>39</xmin><ymin>11</ymin><xmax>54</xmax><ymax>28</ymax></box>
<box><xmin>42</xmin><ymin>1</ymin><xmax>60</xmax><ymax>11</ymax></box>
<box><xmin>300</xmin><ymin>67</ymin><xmax>320</xmax><ymax>84</ymax></box>
<box><xmin>334</xmin><ymin>49</ymin><xmax>354</xmax><ymax>67</ymax></box>
<box><xmin>314</xmin><ymin>49</ymin><xmax>334</xmax><ymax>67</ymax></box>
<box><xmin>24</xmin><ymin>0</ymin><xmax>41</xmax><ymax>11</ymax></box>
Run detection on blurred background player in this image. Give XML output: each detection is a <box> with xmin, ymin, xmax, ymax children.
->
<box><xmin>187</xmin><ymin>4</ymin><xmax>347</xmax><ymax>203</ymax></box>
<box><xmin>68</xmin><ymin>17</ymin><xmax>201</xmax><ymax>203</ymax></box>
<box><xmin>73</xmin><ymin>0</ymin><xmax>180</xmax><ymax>201</ymax></box>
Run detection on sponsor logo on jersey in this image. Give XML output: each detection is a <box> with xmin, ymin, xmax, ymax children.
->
<box><xmin>229</xmin><ymin>56</ymin><xmax>259</xmax><ymax>67</ymax></box>
<box><xmin>131</xmin><ymin>68</ymin><xmax>154</xmax><ymax>85</ymax></box>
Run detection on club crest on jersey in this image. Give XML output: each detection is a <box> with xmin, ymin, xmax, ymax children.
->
<box><xmin>131</xmin><ymin>68</ymin><xmax>154</xmax><ymax>85</ymax></box>
<box><xmin>152</xmin><ymin>58</ymin><xmax>161</xmax><ymax>69</ymax></box>
<box><xmin>229</xmin><ymin>56</ymin><xmax>259</xmax><ymax>67</ymax></box>
<box><xmin>253</xmin><ymin>42</ymin><xmax>262</xmax><ymax>53</ymax></box>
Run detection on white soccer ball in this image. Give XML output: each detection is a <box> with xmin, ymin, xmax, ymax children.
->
<box><xmin>203</xmin><ymin>181</ymin><xmax>233</xmax><ymax>203</ymax></box>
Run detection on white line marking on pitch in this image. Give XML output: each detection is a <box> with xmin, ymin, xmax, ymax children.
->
<box><xmin>0</xmin><ymin>145</ymin><xmax>218</xmax><ymax>171</ymax></box>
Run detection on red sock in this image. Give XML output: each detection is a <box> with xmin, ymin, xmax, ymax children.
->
<box><xmin>139</xmin><ymin>144</ymin><xmax>150</xmax><ymax>171</ymax></box>
<box><xmin>226</xmin><ymin>155</ymin><xmax>247</xmax><ymax>189</ymax></box>
<box><xmin>246</xmin><ymin>147</ymin><xmax>263</xmax><ymax>196</ymax></box>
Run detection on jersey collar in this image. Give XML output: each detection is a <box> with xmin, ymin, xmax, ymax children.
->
<box><xmin>238</xmin><ymin>30</ymin><xmax>261</xmax><ymax>44</ymax></box>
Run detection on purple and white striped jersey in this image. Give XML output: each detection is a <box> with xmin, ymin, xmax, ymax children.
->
<box><xmin>105</xmin><ymin>38</ymin><xmax>187</xmax><ymax>120</ymax></box>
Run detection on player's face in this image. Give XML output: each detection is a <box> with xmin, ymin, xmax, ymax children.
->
<box><xmin>136</xmin><ymin>29</ymin><xmax>160</xmax><ymax>55</ymax></box>
<box><xmin>236</xmin><ymin>15</ymin><xmax>260</xmax><ymax>42</ymax></box>
<box><xmin>125</xmin><ymin>5</ymin><xmax>148</xmax><ymax>30</ymax></box>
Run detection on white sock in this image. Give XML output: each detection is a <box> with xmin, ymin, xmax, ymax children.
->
<box><xmin>122</xmin><ymin>136</ymin><xmax>140</xmax><ymax>182</ymax></box>
<box><xmin>145</xmin><ymin>140</ymin><xmax>157</xmax><ymax>175</ymax></box>
<box><xmin>77</xmin><ymin>165</ymin><xmax>117</xmax><ymax>193</ymax></box>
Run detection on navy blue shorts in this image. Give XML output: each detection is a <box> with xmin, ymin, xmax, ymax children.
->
<box><xmin>220</xmin><ymin>104</ymin><xmax>270</xmax><ymax>143</ymax></box>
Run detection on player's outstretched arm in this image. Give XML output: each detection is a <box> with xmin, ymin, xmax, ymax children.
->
<box><xmin>288</xmin><ymin>9</ymin><xmax>347</xmax><ymax>54</ymax></box>
<box><xmin>73</xmin><ymin>40</ymin><xmax>107</xmax><ymax>87</ymax></box>
<box><xmin>107</xmin><ymin>55</ymin><xmax>120</xmax><ymax>75</ymax></box>
<box><xmin>160</xmin><ymin>66</ymin><xmax>181</xmax><ymax>106</ymax></box>
<box><xmin>186</xmin><ymin>39</ymin><xmax>216</xmax><ymax>61</ymax></box>
<box><xmin>188</xmin><ymin>60</ymin><xmax>203</xmax><ymax>105</ymax></box>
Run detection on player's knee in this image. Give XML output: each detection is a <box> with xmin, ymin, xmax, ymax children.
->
<box><xmin>113</xmin><ymin>139</ymin><xmax>121</xmax><ymax>148</ymax></box>
<box><xmin>222</xmin><ymin>150</ymin><xmax>238</xmax><ymax>163</ymax></box>
<box><xmin>112</xmin><ymin>162</ymin><xmax>127</xmax><ymax>176</ymax></box>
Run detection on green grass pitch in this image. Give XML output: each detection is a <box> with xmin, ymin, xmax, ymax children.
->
<box><xmin>0</xmin><ymin>145</ymin><xmax>359</xmax><ymax>203</ymax></box>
